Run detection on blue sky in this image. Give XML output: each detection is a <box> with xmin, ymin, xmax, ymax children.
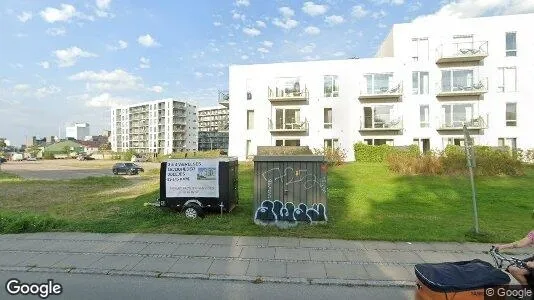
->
<box><xmin>1</xmin><ymin>0</ymin><xmax>532</xmax><ymax>145</ymax></box>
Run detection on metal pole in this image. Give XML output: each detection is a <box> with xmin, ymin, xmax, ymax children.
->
<box><xmin>463</xmin><ymin>125</ymin><xmax>479</xmax><ymax>234</ymax></box>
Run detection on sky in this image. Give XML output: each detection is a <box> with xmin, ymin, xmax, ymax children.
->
<box><xmin>1</xmin><ymin>0</ymin><xmax>534</xmax><ymax>146</ymax></box>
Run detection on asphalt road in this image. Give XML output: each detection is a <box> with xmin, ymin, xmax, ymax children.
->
<box><xmin>0</xmin><ymin>271</ymin><xmax>414</xmax><ymax>300</ymax></box>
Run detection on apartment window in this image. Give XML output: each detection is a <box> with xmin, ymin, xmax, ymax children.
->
<box><xmin>324</xmin><ymin>138</ymin><xmax>339</xmax><ymax>149</ymax></box>
<box><xmin>275</xmin><ymin>139</ymin><xmax>300</xmax><ymax>146</ymax></box>
<box><xmin>444</xmin><ymin>138</ymin><xmax>465</xmax><ymax>147</ymax></box>
<box><xmin>364</xmin><ymin>139</ymin><xmax>394</xmax><ymax>146</ymax></box>
<box><xmin>324</xmin><ymin>108</ymin><xmax>332</xmax><ymax>129</ymax></box>
<box><xmin>363</xmin><ymin>105</ymin><xmax>399</xmax><ymax>129</ymax></box>
<box><xmin>505</xmin><ymin>32</ymin><xmax>516</xmax><ymax>56</ymax></box>
<box><xmin>411</xmin><ymin>37</ymin><xmax>429</xmax><ymax>61</ymax></box>
<box><xmin>324</xmin><ymin>75</ymin><xmax>339</xmax><ymax>97</ymax></box>
<box><xmin>246</xmin><ymin>110</ymin><xmax>254</xmax><ymax>130</ymax></box>
<box><xmin>441</xmin><ymin>104</ymin><xmax>474</xmax><ymax>128</ymax></box>
<box><xmin>246</xmin><ymin>79</ymin><xmax>252</xmax><ymax>100</ymax></box>
<box><xmin>498</xmin><ymin>138</ymin><xmax>517</xmax><ymax>152</ymax></box>
<box><xmin>497</xmin><ymin>67</ymin><xmax>517</xmax><ymax>92</ymax></box>
<box><xmin>246</xmin><ymin>140</ymin><xmax>252</xmax><ymax>157</ymax></box>
<box><xmin>413</xmin><ymin>138</ymin><xmax>430</xmax><ymax>154</ymax></box>
<box><xmin>441</xmin><ymin>69</ymin><xmax>477</xmax><ymax>92</ymax></box>
<box><xmin>412</xmin><ymin>71</ymin><xmax>429</xmax><ymax>95</ymax></box>
<box><xmin>364</xmin><ymin>73</ymin><xmax>394</xmax><ymax>94</ymax></box>
<box><xmin>420</xmin><ymin>105</ymin><xmax>430</xmax><ymax>128</ymax></box>
<box><xmin>506</xmin><ymin>103</ymin><xmax>517</xmax><ymax>126</ymax></box>
<box><xmin>274</xmin><ymin>109</ymin><xmax>303</xmax><ymax>130</ymax></box>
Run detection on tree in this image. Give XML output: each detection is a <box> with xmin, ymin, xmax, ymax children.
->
<box><xmin>63</xmin><ymin>146</ymin><xmax>71</xmax><ymax>155</ymax></box>
<box><xmin>26</xmin><ymin>145</ymin><xmax>41</xmax><ymax>158</ymax></box>
<box><xmin>0</xmin><ymin>140</ymin><xmax>6</xmax><ymax>149</ymax></box>
<box><xmin>99</xmin><ymin>142</ymin><xmax>111</xmax><ymax>151</ymax></box>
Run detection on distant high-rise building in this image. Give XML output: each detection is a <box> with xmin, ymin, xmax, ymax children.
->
<box><xmin>66</xmin><ymin>123</ymin><xmax>90</xmax><ymax>140</ymax></box>
<box><xmin>198</xmin><ymin>97</ymin><xmax>229</xmax><ymax>152</ymax></box>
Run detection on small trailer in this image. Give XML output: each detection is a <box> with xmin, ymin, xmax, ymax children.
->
<box><xmin>154</xmin><ymin>157</ymin><xmax>239</xmax><ymax>219</ymax></box>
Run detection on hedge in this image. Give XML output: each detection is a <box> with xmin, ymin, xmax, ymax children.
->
<box><xmin>354</xmin><ymin>142</ymin><xmax>419</xmax><ymax>162</ymax></box>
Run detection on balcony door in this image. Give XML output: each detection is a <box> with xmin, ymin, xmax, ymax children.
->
<box><xmin>363</xmin><ymin>105</ymin><xmax>394</xmax><ymax>129</ymax></box>
<box><xmin>365</xmin><ymin>73</ymin><xmax>393</xmax><ymax>94</ymax></box>
<box><xmin>441</xmin><ymin>69</ymin><xmax>474</xmax><ymax>92</ymax></box>
<box><xmin>275</xmin><ymin>109</ymin><xmax>301</xmax><ymax>129</ymax></box>
<box><xmin>441</xmin><ymin>104</ymin><xmax>474</xmax><ymax>127</ymax></box>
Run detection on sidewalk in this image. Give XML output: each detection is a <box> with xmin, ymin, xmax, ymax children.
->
<box><xmin>0</xmin><ymin>233</ymin><xmax>526</xmax><ymax>287</ymax></box>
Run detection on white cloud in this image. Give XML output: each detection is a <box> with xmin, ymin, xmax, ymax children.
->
<box><xmin>392</xmin><ymin>0</ymin><xmax>404</xmax><ymax>4</ymax></box>
<box><xmin>14</xmin><ymin>84</ymin><xmax>31</xmax><ymax>91</ymax></box>
<box><xmin>303</xmin><ymin>55</ymin><xmax>320</xmax><ymax>60</ymax></box>
<box><xmin>378</xmin><ymin>22</ymin><xmax>387</xmax><ymax>28</ymax></box>
<box><xmin>273</xmin><ymin>18</ymin><xmax>298</xmax><ymax>29</ymax></box>
<box><xmin>213</xmin><ymin>21</ymin><xmax>223</xmax><ymax>26</ymax></box>
<box><xmin>35</xmin><ymin>85</ymin><xmax>61</xmax><ymax>98</ymax></box>
<box><xmin>369</xmin><ymin>0</ymin><xmax>404</xmax><ymax>4</ymax></box>
<box><xmin>96</xmin><ymin>0</ymin><xmax>112</xmax><ymax>10</ymax></box>
<box><xmin>408</xmin><ymin>1</ymin><xmax>422</xmax><ymax>12</ymax></box>
<box><xmin>352</xmin><ymin>5</ymin><xmax>369</xmax><ymax>18</ymax></box>
<box><xmin>302</xmin><ymin>2</ymin><xmax>328</xmax><ymax>16</ymax></box>
<box><xmin>300</xmin><ymin>43</ymin><xmax>316</xmax><ymax>53</ymax></box>
<box><xmin>279</xmin><ymin>7</ymin><xmax>295</xmax><ymax>18</ymax></box>
<box><xmin>304</xmin><ymin>26</ymin><xmax>320</xmax><ymax>35</ymax></box>
<box><xmin>232</xmin><ymin>12</ymin><xmax>245</xmax><ymax>21</ymax></box>
<box><xmin>86</xmin><ymin>93</ymin><xmax>131</xmax><ymax>108</ymax></box>
<box><xmin>243</xmin><ymin>27</ymin><xmax>261</xmax><ymax>36</ymax></box>
<box><xmin>17</xmin><ymin>11</ymin><xmax>33</xmax><ymax>22</ymax></box>
<box><xmin>262</xmin><ymin>40</ymin><xmax>274</xmax><ymax>47</ymax></box>
<box><xmin>235</xmin><ymin>0</ymin><xmax>250</xmax><ymax>7</ymax></box>
<box><xmin>372</xmin><ymin>9</ymin><xmax>387</xmax><ymax>19</ymax></box>
<box><xmin>45</xmin><ymin>27</ymin><xmax>66</xmax><ymax>36</ymax></box>
<box><xmin>211</xmin><ymin>63</ymin><xmax>226</xmax><ymax>68</ymax></box>
<box><xmin>333</xmin><ymin>51</ymin><xmax>346</xmax><ymax>57</ymax></box>
<box><xmin>40</xmin><ymin>4</ymin><xmax>77</xmax><ymax>23</ymax></box>
<box><xmin>137</xmin><ymin>34</ymin><xmax>160</xmax><ymax>47</ymax></box>
<box><xmin>194</xmin><ymin>72</ymin><xmax>203</xmax><ymax>78</ymax></box>
<box><xmin>139</xmin><ymin>57</ymin><xmax>150</xmax><ymax>69</ymax></box>
<box><xmin>257</xmin><ymin>47</ymin><xmax>269</xmax><ymax>53</ymax></box>
<box><xmin>241</xmin><ymin>55</ymin><xmax>249</xmax><ymax>60</ymax></box>
<box><xmin>107</xmin><ymin>40</ymin><xmax>127</xmax><ymax>51</ymax></box>
<box><xmin>54</xmin><ymin>47</ymin><xmax>97</xmax><ymax>67</ymax></box>
<box><xmin>413</xmin><ymin>0</ymin><xmax>534</xmax><ymax>23</ymax></box>
<box><xmin>325</xmin><ymin>15</ymin><xmax>344</xmax><ymax>25</ymax></box>
<box><xmin>38</xmin><ymin>61</ymin><xmax>50</xmax><ymax>69</ymax></box>
<box><xmin>14</xmin><ymin>33</ymin><xmax>28</xmax><ymax>38</ymax></box>
<box><xmin>256</xmin><ymin>20</ymin><xmax>266</xmax><ymax>27</ymax></box>
<box><xmin>148</xmin><ymin>85</ymin><xmax>163</xmax><ymax>93</ymax></box>
<box><xmin>69</xmin><ymin>69</ymin><xmax>143</xmax><ymax>91</ymax></box>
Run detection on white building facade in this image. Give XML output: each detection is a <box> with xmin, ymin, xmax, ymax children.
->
<box><xmin>228</xmin><ymin>13</ymin><xmax>534</xmax><ymax>161</ymax></box>
<box><xmin>66</xmin><ymin>123</ymin><xmax>90</xmax><ymax>140</ymax></box>
<box><xmin>110</xmin><ymin>99</ymin><xmax>198</xmax><ymax>155</ymax></box>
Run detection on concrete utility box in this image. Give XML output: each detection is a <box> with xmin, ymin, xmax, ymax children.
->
<box><xmin>253</xmin><ymin>154</ymin><xmax>327</xmax><ymax>228</ymax></box>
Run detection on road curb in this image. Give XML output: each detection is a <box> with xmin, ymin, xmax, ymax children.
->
<box><xmin>0</xmin><ymin>266</ymin><xmax>415</xmax><ymax>288</ymax></box>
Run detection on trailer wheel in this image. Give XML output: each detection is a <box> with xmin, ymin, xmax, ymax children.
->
<box><xmin>183</xmin><ymin>204</ymin><xmax>203</xmax><ymax>219</ymax></box>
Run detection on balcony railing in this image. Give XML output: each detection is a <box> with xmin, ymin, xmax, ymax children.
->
<box><xmin>218</xmin><ymin>90</ymin><xmax>230</xmax><ymax>107</ymax></box>
<box><xmin>268</xmin><ymin>119</ymin><xmax>309</xmax><ymax>133</ymax></box>
<box><xmin>359</xmin><ymin>82</ymin><xmax>403</xmax><ymax>100</ymax></box>
<box><xmin>436</xmin><ymin>41</ymin><xmax>488</xmax><ymax>64</ymax></box>
<box><xmin>360</xmin><ymin>116</ymin><xmax>403</xmax><ymax>131</ymax></box>
<box><xmin>436</xmin><ymin>77</ymin><xmax>488</xmax><ymax>97</ymax></box>
<box><xmin>437</xmin><ymin>114</ymin><xmax>488</xmax><ymax>130</ymax></box>
<box><xmin>268</xmin><ymin>87</ymin><xmax>309</xmax><ymax>102</ymax></box>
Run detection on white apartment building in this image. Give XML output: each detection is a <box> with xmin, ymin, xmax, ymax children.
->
<box><xmin>66</xmin><ymin>123</ymin><xmax>90</xmax><ymax>140</ymax></box>
<box><xmin>228</xmin><ymin>13</ymin><xmax>534</xmax><ymax>161</ymax></box>
<box><xmin>110</xmin><ymin>99</ymin><xmax>198</xmax><ymax>154</ymax></box>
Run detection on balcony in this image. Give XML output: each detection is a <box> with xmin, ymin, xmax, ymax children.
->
<box><xmin>268</xmin><ymin>87</ymin><xmax>309</xmax><ymax>102</ymax></box>
<box><xmin>436</xmin><ymin>77</ymin><xmax>488</xmax><ymax>97</ymax></box>
<box><xmin>218</xmin><ymin>90</ymin><xmax>230</xmax><ymax>107</ymax></box>
<box><xmin>360</xmin><ymin>117</ymin><xmax>403</xmax><ymax>132</ymax></box>
<box><xmin>437</xmin><ymin>115</ymin><xmax>488</xmax><ymax>131</ymax></box>
<box><xmin>268</xmin><ymin>119</ymin><xmax>309</xmax><ymax>133</ymax></box>
<box><xmin>436</xmin><ymin>41</ymin><xmax>488</xmax><ymax>64</ymax></box>
<box><xmin>359</xmin><ymin>82</ymin><xmax>403</xmax><ymax>101</ymax></box>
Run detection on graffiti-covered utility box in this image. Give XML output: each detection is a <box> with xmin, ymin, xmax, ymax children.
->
<box><xmin>159</xmin><ymin>158</ymin><xmax>238</xmax><ymax>218</ymax></box>
<box><xmin>253</xmin><ymin>155</ymin><xmax>327</xmax><ymax>228</ymax></box>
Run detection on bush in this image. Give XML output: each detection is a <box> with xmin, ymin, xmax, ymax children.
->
<box><xmin>313</xmin><ymin>147</ymin><xmax>347</xmax><ymax>166</ymax></box>
<box><xmin>121</xmin><ymin>149</ymin><xmax>138</xmax><ymax>161</ymax></box>
<box><xmin>354</xmin><ymin>142</ymin><xmax>419</xmax><ymax>163</ymax></box>
<box><xmin>42</xmin><ymin>152</ymin><xmax>55</xmax><ymax>160</ymax></box>
<box><xmin>386</xmin><ymin>152</ymin><xmax>443</xmax><ymax>175</ymax></box>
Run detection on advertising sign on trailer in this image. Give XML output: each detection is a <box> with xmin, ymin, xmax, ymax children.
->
<box><xmin>165</xmin><ymin>159</ymin><xmax>219</xmax><ymax>198</ymax></box>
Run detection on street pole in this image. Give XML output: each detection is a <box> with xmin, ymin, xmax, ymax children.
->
<box><xmin>463</xmin><ymin>125</ymin><xmax>479</xmax><ymax>234</ymax></box>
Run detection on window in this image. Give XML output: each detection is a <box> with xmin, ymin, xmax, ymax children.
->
<box><xmin>413</xmin><ymin>138</ymin><xmax>430</xmax><ymax>154</ymax></box>
<box><xmin>444</xmin><ymin>138</ymin><xmax>465</xmax><ymax>147</ymax></box>
<box><xmin>411</xmin><ymin>37</ymin><xmax>429</xmax><ymax>61</ymax></box>
<box><xmin>420</xmin><ymin>105</ymin><xmax>430</xmax><ymax>128</ymax></box>
<box><xmin>324</xmin><ymin>138</ymin><xmax>339</xmax><ymax>149</ymax></box>
<box><xmin>441</xmin><ymin>69</ymin><xmax>477</xmax><ymax>92</ymax></box>
<box><xmin>275</xmin><ymin>139</ymin><xmax>300</xmax><ymax>146</ymax></box>
<box><xmin>505</xmin><ymin>32</ymin><xmax>516</xmax><ymax>56</ymax></box>
<box><xmin>497</xmin><ymin>67</ymin><xmax>517</xmax><ymax>92</ymax></box>
<box><xmin>246</xmin><ymin>79</ymin><xmax>252</xmax><ymax>100</ymax></box>
<box><xmin>412</xmin><ymin>71</ymin><xmax>429</xmax><ymax>95</ymax></box>
<box><xmin>246</xmin><ymin>110</ymin><xmax>254</xmax><ymax>129</ymax></box>
<box><xmin>363</xmin><ymin>105</ymin><xmax>398</xmax><ymax>129</ymax></box>
<box><xmin>364</xmin><ymin>73</ymin><xmax>394</xmax><ymax>94</ymax></box>
<box><xmin>324</xmin><ymin>75</ymin><xmax>339</xmax><ymax>97</ymax></box>
<box><xmin>246</xmin><ymin>140</ymin><xmax>252</xmax><ymax>157</ymax></box>
<box><xmin>506</xmin><ymin>103</ymin><xmax>517</xmax><ymax>126</ymax></box>
<box><xmin>364</xmin><ymin>139</ymin><xmax>394</xmax><ymax>146</ymax></box>
<box><xmin>324</xmin><ymin>108</ymin><xmax>332</xmax><ymax>129</ymax></box>
<box><xmin>498</xmin><ymin>138</ymin><xmax>517</xmax><ymax>152</ymax></box>
<box><xmin>441</xmin><ymin>104</ymin><xmax>474</xmax><ymax>128</ymax></box>
<box><xmin>274</xmin><ymin>109</ymin><xmax>303</xmax><ymax>130</ymax></box>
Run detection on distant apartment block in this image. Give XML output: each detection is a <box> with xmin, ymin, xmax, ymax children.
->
<box><xmin>197</xmin><ymin>91</ymin><xmax>230</xmax><ymax>152</ymax></box>
<box><xmin>228</xmin><ymin>13</ymin><xmax>534</xmax><ymax>161</ymax></box>
<box><xmin>66</xmin><ymin>123</ymin><xmax>90</xmax><ymax>140</ymax></box>
<box><xmin>110</xmin><ymin>99</ymin><xmax>198</xmax><ymax>154</ymax></box>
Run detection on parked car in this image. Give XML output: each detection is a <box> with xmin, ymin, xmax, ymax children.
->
<box><xmin>112</xmin><ymin>162</ymin><xmax>144</xmax><ymax>175</ymax></box>
<box><xmin>77</xmin><ymin>154</ymin><xmax>95</xmax><ymax>161</ymax></box>
<box><xmin>0</xmin><ymin>157</ymin><xmax>7</xmax><ymax>163</ymax></box>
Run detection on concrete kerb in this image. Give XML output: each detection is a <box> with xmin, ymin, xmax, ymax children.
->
<box><xmin>0</xmin><ymin>266</ymin><xmax>416</xmax><ymax>288</ymax></box>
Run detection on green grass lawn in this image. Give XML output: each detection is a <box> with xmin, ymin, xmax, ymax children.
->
<box><xmin>1</xmin><ymin>163</ymin><xmax>533</xmax><ymax>243</ymax></box>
